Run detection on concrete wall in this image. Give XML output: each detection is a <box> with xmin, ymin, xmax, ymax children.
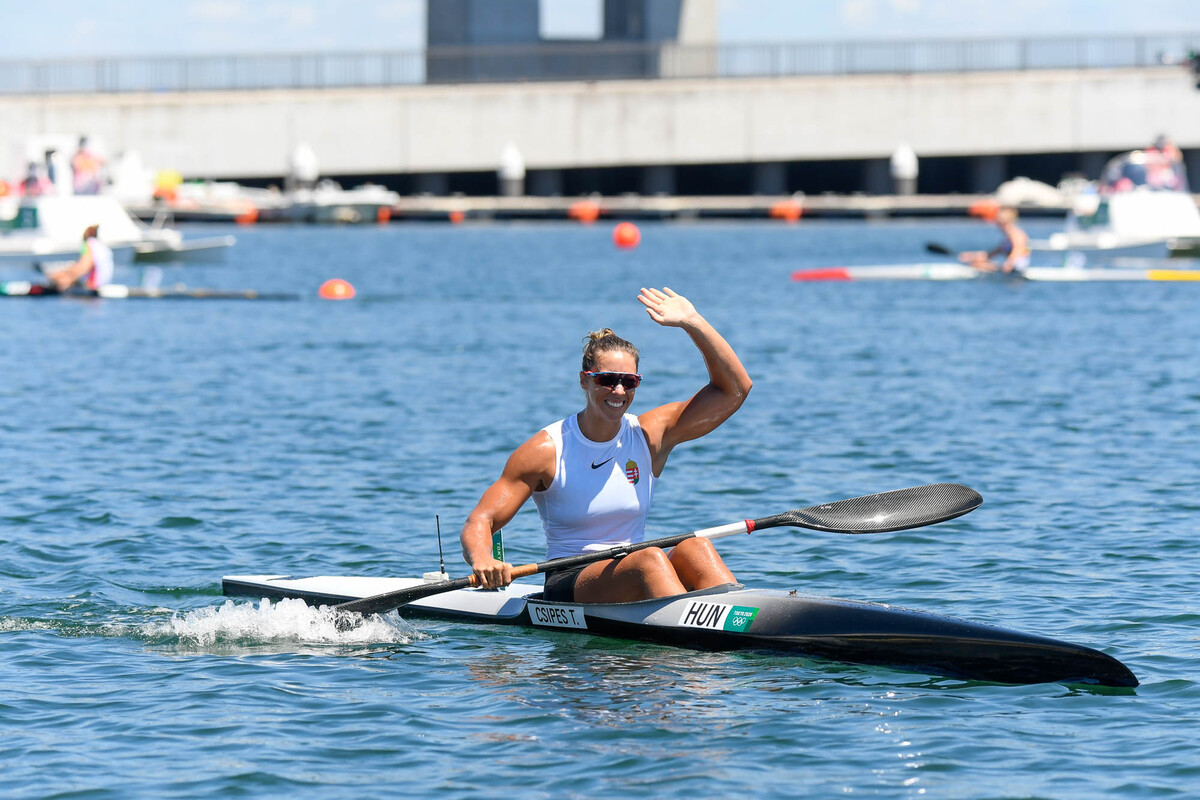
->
<box><xmin>3</xmin><ymin>66</ymin><xmax>1198</xmax><ymax>183</ymax></box>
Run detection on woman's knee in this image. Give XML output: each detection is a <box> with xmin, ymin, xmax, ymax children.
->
<box><xmin>625</xmin><ymin>547</ymin><xmax>676</xmax><ymax>578</ymax></box>
<box><xmin>670</xmin><ymin>537</ymin><xmax>718</xmax><ymax>563</ymax></box>
<box><xmin>670</xmin><ymin>537</ymin><xmax>735</xmax><ymax>588</ymax></box>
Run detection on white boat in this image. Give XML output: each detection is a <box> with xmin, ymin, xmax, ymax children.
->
<box><xmin>0</xmin><ymin>194</ymin><xmax>234</xmax><ymax>269</ymax></box>
<box><xmin>791</xmin><ymin>263</ymin><xmax>1200</xmax><ymax>282</ymax></box>
<box><xmin>1031</xmin><ymin>150</ymin><xmax>1200</xmax><ymax>259</ymax></box>
<box><xmin>124</xmin><ymin>181</ymin><xmax>281</xmax><ymax>225</ymax></box>
<box><xmin>255</xmin><ymin>179</ymin><xmax>400</xmax><ymax>224</ymax></box>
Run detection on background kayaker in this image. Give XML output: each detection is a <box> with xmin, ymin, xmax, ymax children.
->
<box><xmin>460</xmin><ymin>286</ymin><xmax>753</xmax><ymax>603</ymax></box>
<box><xmin>71</xmin><ymin>136</ymin><xmax>105</xmax><ymax>196</ymax></box>
<box><xmin>959</xmin><ymin>206</ymin><xmax>1031</xmax><ymax>273</ymax></box>
<box><xmin>47</xmin><ymin>225</ymin><xmax>114</xmax><ymax>291</ymax></box>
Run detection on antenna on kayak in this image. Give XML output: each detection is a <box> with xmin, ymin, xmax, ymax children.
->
<box><xmin>436</xmin><ymin>515</ymin><xmax>446</xmax><ymax>576</ymax></box>
<box><xmin>423</xmin><ymin>515</ymin><xmax>451</xmax><ymax>583</ymax></box>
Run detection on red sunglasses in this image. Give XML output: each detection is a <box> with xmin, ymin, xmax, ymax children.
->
<box><xmin>585</xmin><ymin>371</ymin><xmax>642</xmax><ymax>390</ymax></box>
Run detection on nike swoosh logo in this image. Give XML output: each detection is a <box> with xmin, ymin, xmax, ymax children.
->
<box><xmin>591</xmin><ymin>457</ymin><xmax>614</xmax><ymax>470</ymax></box>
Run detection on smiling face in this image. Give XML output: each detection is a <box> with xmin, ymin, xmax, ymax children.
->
<box><xmin>580</xmin><ymin>349</ymin><xmax>639</xmax><ymax>424</ymax></box>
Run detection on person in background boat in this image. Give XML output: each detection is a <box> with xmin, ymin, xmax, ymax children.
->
<box><xmin>44</xmin><ymin>148</ymin><xmax>60</xmax><ymax>191</ymax></box>
<box><xmin>71</xmin><ymin>137</ymin><xmax>104</xmax><ymax>196</ymax></box>
<box><xmin>46</xmin><ymin>225</ymin><xmax>114</xmax><ymax>291</ymax></box>
<box><xmin>22</xmin><ymin>162</ymin><xmax>48</xmax><ymax>197</ymax></box>
<box><xmin>1146</xmin><ymin>135</ymin><xmax>1186</xmax><ymax>191</ymax></box>
<box><xmin>461</xmin><ymin>287</ymin><xmax>753</xmax><ymax>604</ymax></box>
<box><xmin>958</xmin><ymin>206</ymin><xmax>1031</xmax><ymax>274</ymax></box>
<box><xmin>1149</xmin><ymin>134</ymin><xmax>1183</xmax><ymax>164</ymax></box>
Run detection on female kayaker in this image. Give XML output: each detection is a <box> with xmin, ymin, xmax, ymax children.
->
<box><xmin>47</xmin><ymin>225</ymin><xmax>114</xmax><ymax>291</ymax></box>
<box><xmin>460</xmin><ymin>287</ymin><xmax>753</xmax><ymax>603</ymax></box>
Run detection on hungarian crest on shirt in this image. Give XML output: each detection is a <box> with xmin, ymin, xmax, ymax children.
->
<box><xmin>624</xmin><ymin>459</ymin><xmax>640</xmax><ymax>485</ymax></box>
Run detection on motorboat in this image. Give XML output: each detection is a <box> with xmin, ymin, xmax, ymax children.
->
<box><xmin>0</xmin><ymin>194</ymin><xmax>234</xmax><ymax>269</ymax></box>
<box><xmin>1032</xmin><ymin>150</ymin><xmax>1200</xmax><ymax>259</ymax></box>
<box><xmin>254</xmin><ymin>179</ymin><xmax>400</xmax><ymax>224</ymax></box>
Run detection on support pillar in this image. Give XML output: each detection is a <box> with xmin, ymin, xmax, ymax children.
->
<box><xmin>862</xmin><ymin>159</ymin><xmax>891</xmax><ymax>195</ymax></box>
<box><xmin>1077</xmin><ymin>152</ymin><xmax>1109</xmax><ymax>181</ymax></box>
<box><xmin>527</xmin><ymin>169</ymin><xmax>563</xmax><ymax>196</ymax></box>
<box><xmin>1186</xmin><ymin>151</ymin><xmax>1200</xmax><ymax>192</ymax></box>
<box><xmin>414</xmin><ymin>173</ymin><xmax>449</xmax><ymax>195</ymax></box>
<box><xmin>752</xmin><ymin>162</ymin><xmax>787</xmax><ymax>195</ymax></box>
<box><xmin>641</xmin><ymin>165</ymin><xmax>676</xmax><ymax>196</ymax></box>
<box><xmin>970</xmin><ymin>155</ymin><xmax>1008</xmax><ymax>194</ymax></box>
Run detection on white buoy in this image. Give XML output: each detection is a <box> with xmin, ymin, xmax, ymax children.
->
<box><xmin>498</xmin><ymin>142</ymin><xmax>526</xmax><ymax>197</ymax></box>
<box><xmin>890</xmin><ymin>142</ymin><xmax>918</xmax><ymax>196</ymax></box>
<box><xmin>288</xmin><ymin>143</ymin><xmax>320</xmax><ymax>192</ymax></box>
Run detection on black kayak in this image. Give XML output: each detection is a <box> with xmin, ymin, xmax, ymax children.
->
<box><xmin>221</xmin><ymin>575</ymin><xmax>1139</xmax><ymax>688</ymax></box>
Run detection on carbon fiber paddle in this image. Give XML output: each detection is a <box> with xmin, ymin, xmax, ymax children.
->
<box><xmin>334</xmin><ymin>483</ymin><xmax>982</xmax><ymax>618</ymax></box>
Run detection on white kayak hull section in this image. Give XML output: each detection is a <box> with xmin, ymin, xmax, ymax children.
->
<box><xmin>224</xmin><ymin>574</ymin><xmax>542</xmax><ymax>619</ymax></box>
<box><xmin>792</xmin><ymin>263</ymin><xmax>1200</xmax><ymax>282</ymax></box>
<box><xmin>221</xmin><ymin>574</ymin><xmax>1138</xmax><ymax>687</ymax></box>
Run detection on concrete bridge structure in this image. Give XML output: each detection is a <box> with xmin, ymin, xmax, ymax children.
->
<box><xmin>3</xmin><ymin>61</ymin><xmax>1200</xmax><ymax>196</ymax></box>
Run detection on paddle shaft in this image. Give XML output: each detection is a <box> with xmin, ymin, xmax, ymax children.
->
<box><xmin>335</xmin><ymin>527</ymin><xmax>741</xmax><ymax>616</ymax></box>
<box><xmin>333</xmin><ymin>483</ymin><xmax>982</xmax><ymax>617</ymax></box>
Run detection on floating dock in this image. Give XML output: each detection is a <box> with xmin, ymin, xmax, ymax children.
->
<box><xmin>388</xmin><ymin>193</ymin><xmax>1071</xmax><ymax>223</ymax></box>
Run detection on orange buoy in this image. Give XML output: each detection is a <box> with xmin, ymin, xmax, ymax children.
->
<box><xmin>448</xmin><ymin>210</ymin><xmax>465</xmax><ymax>224</ymax></box>
<box><xmin>318</xmin><ymin>278</ymin><xmax>356</xmax><ymax>300</ymax></box>
<box><xmin>613</xmin><ymin>221</ymin><xmax>641</xmax><ymax>249</ymax></box>
<box><xmin>969</xmin><ymin>198</ymin><xmax>1000</xmax><ymax>222</ymax></box>
<box><xmin>234</xmin><ymin>207</ymin><xmax>259</xmax><ymax>225</ymax></box>
<box><xmin>568</xmin><ymin>200</ymin><xmax>601</xmax><ymax>224</ymax></box>
<box><xmin>769</xmin><ymin>199</ymin><xmax>803</xmax><ymax>223</ymax></box>
<box><xmin>377</xmin><ymin>206</ymin><xmax>392</xmax><ymax>223</ymax></box>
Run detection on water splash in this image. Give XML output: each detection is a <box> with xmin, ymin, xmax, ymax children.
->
<box><xmin>144</xmin><ymin>598</ymin><xmax>420</xmax><ymax>650</ymax></box>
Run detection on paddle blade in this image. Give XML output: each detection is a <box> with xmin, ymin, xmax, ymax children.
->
<box><xmin>926</xmin><ymin>242</ymin><xmax>954</xmax><ymax>256</ymax></box>
<box><xmin>757</xmin><ymin>483</ymin><xmax>982</xmax><ymax>534</ymax></box>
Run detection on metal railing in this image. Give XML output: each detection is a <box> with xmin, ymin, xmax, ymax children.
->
<box><xmin>1</xmin><ymin>33</ymin><xmax>1198</xmax><ymax>95</ymax></box>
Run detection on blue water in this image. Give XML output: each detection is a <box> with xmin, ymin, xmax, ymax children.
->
<box><xmin>3</xmin><ymin>219</ymin><xmax>1199</xmax><ymax>798</ymax></box>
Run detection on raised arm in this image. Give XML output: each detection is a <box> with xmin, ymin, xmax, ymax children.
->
<box><xmin>636</xmin><ymin>287</ymin><xmax>752</xmax><ymax>475</ymax></box>
<box><xmin>460</xmin><ymin>430</ymin><xmax>555</xmax><ymax>589</ymax></box>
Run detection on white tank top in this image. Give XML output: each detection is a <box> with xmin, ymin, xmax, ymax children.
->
<box><xmin>533</xmin><ymin>412</ymin><xmax>655</xmax><ymax>559</ymax></box>
<box><xmin>84</xmin><ymin>238</ymin><xmax>114</xmax><ymax>288</ymax></box>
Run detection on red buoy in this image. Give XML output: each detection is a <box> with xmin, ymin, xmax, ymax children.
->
<box><xmin>969</xmin><ymin>199</ymin><xmax>1000</xmax><ymax>222</ymax></box>
<box><xmin>613</xmin><ymin>222</ymin><xmax>641</xmax><ymax>249</ymax></box>
<box><xmin>318</xmin><ymin>279</ymin><xmax>356</xmax><ymax>300</ymax></box>
<box><xmin>769</xmin><ymin>199</ymin><xmax>803</xmax><ymax>223</ymax></box>
<box><xmin>568</xmin><ymin>200</ymin><xmax>601</xmax><ymax>224</ymax></box>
